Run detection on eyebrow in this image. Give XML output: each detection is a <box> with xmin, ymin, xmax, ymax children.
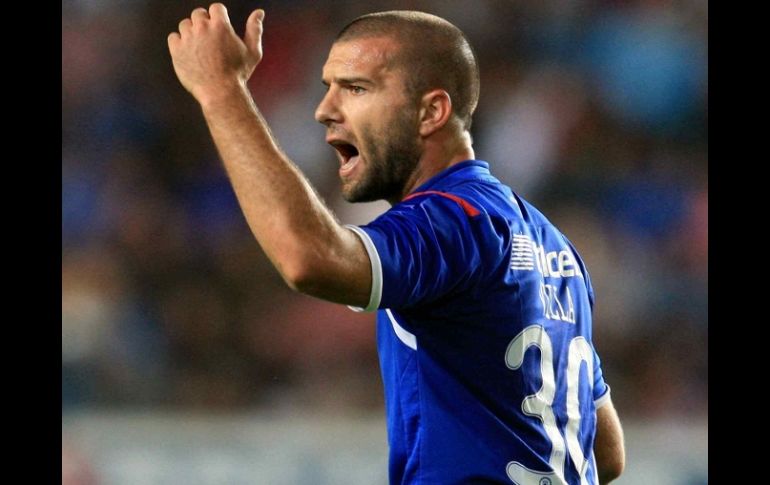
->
<box><xmin>321</xmin><ymin>77</ymin><xmax>375</xmax><ymax>87</ymax></box>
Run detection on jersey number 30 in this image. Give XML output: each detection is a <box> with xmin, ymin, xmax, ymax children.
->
<box><xmin>504</xmin><ymin>325</ymin><xmax>596</xmax><ymax>485</ymax></box>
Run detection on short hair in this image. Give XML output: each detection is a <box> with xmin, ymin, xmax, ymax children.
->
<box><xmin>335</xmin><ymin>11</ymin><xmax>480</xmax><ymax>131</ymax></box>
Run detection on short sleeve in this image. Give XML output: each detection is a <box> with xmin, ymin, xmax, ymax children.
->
<box><xmin>592</xmin><ymin>345</ymin><xmax>611</xmax><ymax>408</ymax></box>
<box><xmin>349</xmin><ymin>194</ymin><xmax>484</xmax><ymax>311</ymax></box>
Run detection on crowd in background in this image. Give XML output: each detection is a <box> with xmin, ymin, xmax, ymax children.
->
<box><xmin>63</xmin><ymin>0</ymin><xmax>707</xmax><ymax>420</ymax></box>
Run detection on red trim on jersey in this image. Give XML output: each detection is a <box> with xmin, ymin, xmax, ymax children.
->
<box><xmin>402</xmin><ymin>190</ymin><xmax>481</xmax><ymax>217</ymax></box>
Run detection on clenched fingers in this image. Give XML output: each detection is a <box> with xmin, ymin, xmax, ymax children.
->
<box><xmin>178</xmin><ymin>17</ymin><xmax>192</xmax><ymax>36</ymax></box>
<box><xmin>208</xmin><ymin>3</ymin><xmax>231</xmax><ymax>24</ymax></box>
<box><xmin>190</xmin><ymin>7</ymin><xmax>210</xmax><ymax>26</ymax></box>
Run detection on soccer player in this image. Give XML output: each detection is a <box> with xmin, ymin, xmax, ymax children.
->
<box><xmin>168</xmin><ymin>5</ymin><xmax>625</xmax><ymax>484</ymax></box>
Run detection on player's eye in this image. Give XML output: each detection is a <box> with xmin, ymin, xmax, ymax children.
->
<box><xmin>348</xmin><ymin>85</ymin><xmax>366</xmax><ymax>95</ymax></box>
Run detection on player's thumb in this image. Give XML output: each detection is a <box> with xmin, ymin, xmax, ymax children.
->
<box><xmin>243</xmin><ymin>9</ymin><xmax>265</xmax><ymax>61</ymax></box>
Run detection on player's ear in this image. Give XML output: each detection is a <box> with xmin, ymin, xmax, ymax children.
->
<box><xmin>418</xmin><ymin>89</ymin><xmax>452</xmax><ymax>137</ymax></box>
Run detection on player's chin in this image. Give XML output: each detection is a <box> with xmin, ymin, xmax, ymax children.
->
<box><xmin>340</xmin><ymin>178</ymin><xmax>361</xmax><ymax>202</ymax></box>
<box><xmin>340</xmin><ymin>175</ymin><xmax>374</xmax><ymax>203</ymax></box>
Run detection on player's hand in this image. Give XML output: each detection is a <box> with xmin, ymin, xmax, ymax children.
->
<box><xmin>167</xmin><ymin>3</ymin><xmax>265</xmax><ymax>104</ymax></box>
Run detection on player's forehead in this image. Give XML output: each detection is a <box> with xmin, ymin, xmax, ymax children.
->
<box><xmin>322</xmin><ymin>36</ymin><xmax>401</xmax><ymax>82</ymax></box>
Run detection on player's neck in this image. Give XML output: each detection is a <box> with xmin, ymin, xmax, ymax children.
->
<box><xmin>388</xmin><ymin>133</ymin><xmax>475</xmax><ymax>205</ymax></box>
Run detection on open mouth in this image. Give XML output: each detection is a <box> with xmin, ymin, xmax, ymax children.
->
<box><xmin>329</xmin><ymin>141</ymin><xmax>361</xmax><ymax>175</ymax></box>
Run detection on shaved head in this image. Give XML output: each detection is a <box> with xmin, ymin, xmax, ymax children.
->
<box><xmin>335</xmin><ymin>11</ymin><xmax>480</xmax><ymax>131</ymax></box>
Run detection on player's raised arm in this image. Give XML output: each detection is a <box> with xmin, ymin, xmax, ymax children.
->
<box><xmin>167</xmin><ymin>4</ymin><xmax>372</xmax><ymax>307</ymax></box>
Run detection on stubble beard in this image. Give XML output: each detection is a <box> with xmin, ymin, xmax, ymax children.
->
<box><xmin>341</xmin><ymin>112</ymin><xmax>422</xmax><ymax>204</ymax></box>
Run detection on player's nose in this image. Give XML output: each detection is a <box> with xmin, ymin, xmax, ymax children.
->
<box><xmin>315</xmin><ymin>89</ymin><xmax>342</xmax><ymax>126</ymax></box>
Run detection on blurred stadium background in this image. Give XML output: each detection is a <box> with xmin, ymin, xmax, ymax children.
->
<box><xmin>62</xmin><ymin>0</ymin><xmax>707</xmax><ymax>483</ymax></box>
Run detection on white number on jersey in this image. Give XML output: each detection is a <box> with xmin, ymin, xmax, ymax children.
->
<box><xmin>504</xmin><ymin>325</ymin><xmax>596</xmax><ymax>485</ymax></box>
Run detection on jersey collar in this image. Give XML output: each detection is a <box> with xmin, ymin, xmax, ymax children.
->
<box><xmin>404</xmin><ymin>160</ymin><xmax>490</xmax><ymax>198</ymax></box>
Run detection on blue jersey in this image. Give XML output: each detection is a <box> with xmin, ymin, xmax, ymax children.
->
<box><xmin>348</xmin><ymin>160</ymin><xmax>610</xmax><ymax>485</ymax></box>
